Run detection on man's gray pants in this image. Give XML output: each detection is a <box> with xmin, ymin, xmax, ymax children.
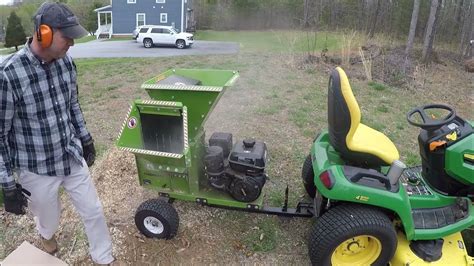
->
<box><xmin>19</xmin><ymin>158</ymin><xmax>113</xmax><ymax>264</ymax></box>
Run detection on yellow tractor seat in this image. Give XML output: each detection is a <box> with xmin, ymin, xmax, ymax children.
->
<box><xmin>327</xmin><ymin>67</ymin><xmax>399</xmax><ymax>167</ymax></box>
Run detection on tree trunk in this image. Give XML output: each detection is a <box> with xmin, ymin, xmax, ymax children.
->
<box><xmin>303</xmin><ymin>0</ymin><xmax>310</xmax><ymax>28</ymax></box>
<box><xmin>330</xmin><ymin>0</ymin><xmax>337</xmax><ymax>28</ymax></box>
<box><xmin>368</xmin><ymin>0</ymin><xmax>381</xmax><ymax>38</ymax></box>
<box><xmin>422</xmin><ymin>0</ymin><xmax>441</xmax><ymax>63</ymax></box>
<box><xmin>357</xmin><ymin>0</ymin><xmax>365</xmax><ymax>31</ymax></box>
<box><xmin>454</xmin><ymin>0</ymin><xmax>464</xmax><ymax>26</ymax></box>
<box><xmin>467</xmin><ymin>6</ymin><xmax>474</xmax><ymax>57</ymax></box>
<box><xmin>460</xmin><ymin>0</ymin><xmax>473</xmax><ymax>57</ymax></box>
<box><xmin>314</xmin><ymin>0</ymin><xmax>323</xmax><ymax>29</ymax></box>
<box><xmin>405</xmin><ymin>0</ymin><xmax>421</xmax><ymax>55</ymax></box>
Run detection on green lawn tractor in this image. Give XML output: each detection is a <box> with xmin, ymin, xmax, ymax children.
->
<box><xmin>302</xmin><ymin>67</ymin><xmax>474</xmax><ymax>265</ymax></box>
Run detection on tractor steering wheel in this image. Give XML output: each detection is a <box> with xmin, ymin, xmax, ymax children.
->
<box><xmin>407</xmin><ymin>104</ymin><xmax>456</xmax><ymax>130</ymax></box>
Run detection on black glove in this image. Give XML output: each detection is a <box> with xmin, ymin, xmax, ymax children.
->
<box><xmin>82</xmin><ymin>139</ymin><xmax>96</xmax><ymax>167</ymax></box>
<box><xmin>3</xmin><ymin>183</ymin><xmax>31</xmax><ymax>215</ymax></box>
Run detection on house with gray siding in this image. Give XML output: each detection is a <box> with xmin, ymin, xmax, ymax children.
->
<box><xmin>95</xmin><ymin>0</ymin><xmax>194</xmax><ymax>38</ymax></box>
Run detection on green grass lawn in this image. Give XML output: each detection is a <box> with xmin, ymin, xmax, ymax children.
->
<box><xmin>75</xmin><ymin>35</ymin><xmax>96</xmax><ymax>44</ymax></box>
<box><xmin>0</xmin><ymin>43</ymin><xmax>21</xmax><ymax>55</ymax></box>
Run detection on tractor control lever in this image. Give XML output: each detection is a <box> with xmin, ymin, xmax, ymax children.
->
<box><xmin>387</xmin><ymin>160</ymin><xmax>406</xmax><ymax>186</ymax></box>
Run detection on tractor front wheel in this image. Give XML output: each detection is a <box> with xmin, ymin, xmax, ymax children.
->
<box><xmin>308</xmin><ymin>204</ymin><xmax>397</xmax><ymax>266</ymax></box>
<box><xmin>135</xmin><ymin>198</ymin><xmax>179</xmax><ymax>239</ymax></box>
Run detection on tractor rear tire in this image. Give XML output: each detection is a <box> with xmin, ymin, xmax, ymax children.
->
<box><xmin>302</xmin><ymin>154</ymin><xmax>316</xmax><ymax>198</ymax></box>
<box><xmin>135</xmin><ymin>198</ymin><xmax>179</xmax><ymax>239</ymax></box>
<box><xmin>308</xmin><ymin>204</ymin><xmax>397</xmax><ymax>266</ymax></box>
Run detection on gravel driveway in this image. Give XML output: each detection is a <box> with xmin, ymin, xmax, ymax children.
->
<box><xmin>68</xmin><ymin>39</ymin><xmax>239</xmax><ymax>58</ymax></box>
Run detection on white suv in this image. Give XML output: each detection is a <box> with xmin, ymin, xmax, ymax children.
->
<box><xmin>132</xmin><ymin>25</ymin><xmax>158</xmax><ymax>40</ymax></box>
<box><xmin>136</xmin><ymin>26</ymin><xmax>194</xmax><ymax>49</ymax></box>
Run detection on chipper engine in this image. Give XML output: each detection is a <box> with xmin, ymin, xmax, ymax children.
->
<box><xmin>205</xmin><ymin>133</ymin><xmax>267</xmax><ymax>203</ymax></box>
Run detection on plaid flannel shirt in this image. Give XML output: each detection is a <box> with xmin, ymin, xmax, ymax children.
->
<box><xmin>0</xmin><ymin>40</ymin><xmax>91</xmax><ymax>189</ymax></box>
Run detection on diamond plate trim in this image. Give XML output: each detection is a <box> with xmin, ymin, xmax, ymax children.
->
<box><xmin>142</xmin><ymin>83</ymin><xmax>222</xmax><ymax>92</ymax></box>
<box><xmin>118</xmin><ymin>147</ymin><xmax>184</xmax><ymax>158</ymax></box>
<box><xmin>183</xmin><ymin>106</ymin><xmax>189</xmax><ymax>150</ymax></box>
<box><xmin>138</xmin><ymin>99</ymin><xmax>179</xmax><ymax>106</ymax></box>
<box><xmin>117</xmin><ymin>104</ymin><xmax>134</xmax><ymax>140</ymax></box>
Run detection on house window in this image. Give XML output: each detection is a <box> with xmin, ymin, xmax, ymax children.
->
<box><xmin>160</xmin><ymin>13</ymin><xmax>168</xmax><ymax>23</ymax></box>
<box><xmin>156</xmin><ymin>0</ymin><xmax>165</xmax><ymax>3</ymax></box>
<box><xmin>136</xmin><ymin>13</ymin><xmax>146</xmax><ymax>27</ymax></box>
<box><xmin>127</xmin><ymin>0</ymin><xmax>136</xmax><ymax>3</ymax></box>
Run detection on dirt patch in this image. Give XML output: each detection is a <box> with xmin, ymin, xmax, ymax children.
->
<box><xmin>311</xmin><ymin>45</ymin><xmax>472</xmax><ymax>89</ymax></box>
<box><xmin>2</xmin><ymin>147</ymin><xmax>311</xmax><ymax>265</ymax></box>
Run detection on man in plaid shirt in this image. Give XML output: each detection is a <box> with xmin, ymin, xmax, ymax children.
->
<box><xmin>0</xmin><ymin>2</ymin><xmax>115</xmax><ymax>265</ymax></box>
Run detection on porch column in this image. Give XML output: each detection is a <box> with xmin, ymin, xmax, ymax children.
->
<box><xmin>97</xmin><ymin>12</ymin><xmax>100</xmax><ymax>37</ymax></box>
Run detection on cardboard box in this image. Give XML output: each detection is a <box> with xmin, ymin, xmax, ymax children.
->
<box><xmin>1</xmin><ymin>241</ymin><xmax>67</xmax><ymax>265</ymax></box>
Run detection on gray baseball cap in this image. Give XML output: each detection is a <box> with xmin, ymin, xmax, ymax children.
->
<box><xmin>34</xmin><ymin>2</ymin><xmax>88</xmax><ymax>39</ymax></box>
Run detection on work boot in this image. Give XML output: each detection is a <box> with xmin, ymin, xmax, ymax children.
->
<box><xmin>40</xmin><ymin>235</ymin><xmax>58</xmax><ymax>254</ymax></box>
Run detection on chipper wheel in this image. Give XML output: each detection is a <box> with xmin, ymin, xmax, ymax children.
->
<box><xmin>308</xmin><ymin>204</ymin><xmax>397</xmax><ymax>266</ymax></box>
<box><xmin>135</xmin><ymin>198</ymin><xmax>179</xmax><ymax>239</ymax></box>
<box><xmin>302</xmin><ymin>154</ymin><xmax>316</xmax><ymax>198</ymax></box>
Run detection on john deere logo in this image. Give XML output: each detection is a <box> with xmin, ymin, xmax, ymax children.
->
<box><xmin>355</xmin><ymin>195</ymin><xmax>369</xmax><ymax>202</ymax></box>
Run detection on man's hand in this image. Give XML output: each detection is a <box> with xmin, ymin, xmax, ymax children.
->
<box><xmin>82</xmin><ymin>139</ymin><xmax>96</xmax><ymax>167</ymax></box>
<box><xmin>3</xmin><ymin>183</ymin><xmax>30</xmax><ymax>215</ymax></box>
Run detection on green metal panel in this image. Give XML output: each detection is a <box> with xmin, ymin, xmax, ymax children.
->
<box><xmin>310</xmin><ymin>131</ymin><xmax>474</xmax><ymax>240</ymax></box>
<box><xmin>445</xmin><ymin>134</ymin><xmax>474</xmax><ymax>185</ymax></box>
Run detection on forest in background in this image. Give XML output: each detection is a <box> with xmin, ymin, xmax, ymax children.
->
<box><xmin>193</xmin><ymin>0</ymin><xmax>473</xmax><ymax>58</ymax></box>
<box><xmin>1</xmin><ymin>0</ymin><xmax>473</xmax><ymax>58</ymax></box>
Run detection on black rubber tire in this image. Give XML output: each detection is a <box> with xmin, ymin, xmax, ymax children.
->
<box><xmin>308</xmin><ymin>204</ymin><xmax>397</xmax><ymax>266</ymax></box>
<box><xmin>135</xmin><ymin>198</ymin><xmax>179</xmax><ymax>239</ymax></box>
<box><xmin>143</xmin><ymin>38</ymin><xmax>153</xmax><ymax>48</ymax></box>
<box><xmin>302</xmin><ymin>154</ymin><xmax>316</xmax><ymax>198</ymax></box>
<box><xmin>176</xmin><ymin>39</ymin><xmax>186</xmax><ymax>49</ymax></box>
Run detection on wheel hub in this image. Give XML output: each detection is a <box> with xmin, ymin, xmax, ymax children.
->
<box><xmin>346</xmin><ymin>240</ymin><xmax>362</xmax><ymax>253</ymax></box>
<box><xmin>143</xmin><ymin>216</ymin><xmax>164</xmax><ymax>234</ymax></box>
<box><xmin>332</xmin><ymin>235</ymin><xmax>382</xmax><ymax>265</ymax></box>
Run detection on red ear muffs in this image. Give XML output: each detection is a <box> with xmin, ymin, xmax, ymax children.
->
<box><xmin>38</xmin><ymin>24</ymin><xmax>53</xmax><ymax>48</ymax></box>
